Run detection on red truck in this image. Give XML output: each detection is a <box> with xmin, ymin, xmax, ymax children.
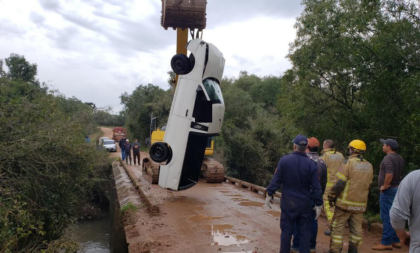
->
<box><xmin>112</xmin><ymin>127</ymin><xmax>127</xmax><ymax>142</ymax></box>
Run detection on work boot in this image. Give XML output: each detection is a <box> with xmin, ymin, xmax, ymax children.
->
<box><xmin>392</xmin><ymin>243</ymin><xmax>402</xmax><ymax>249</ymax></box>
<box><xmin>372</xmin><ymin>244</ymin><xmax>393</xmax><ymax>251</ymax></box>
<box><xmin>324</xmin><ymin>229</ymin><xmax>331</xmax><ymax>236</ymax></box>
<box><xmin>290</xmin><ymin>248</ymin><xmax>299</xmax><ymax>253</ymax></box>
<box><xmin>348</xmin><ymin>243</ymin><xmax>359</xmax><ymax>253</ymax></box>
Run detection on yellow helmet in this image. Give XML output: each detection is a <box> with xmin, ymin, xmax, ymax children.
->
<box><xmin>348</xmin><ymin>140</ymin><xmax>366</xmax><ymax>152</ymax></box>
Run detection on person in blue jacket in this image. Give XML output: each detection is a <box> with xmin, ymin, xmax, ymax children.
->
<box><xmin>266</xmin><ymin>134</ymin><xmax>323</xmax><ymax>253</ymax></box>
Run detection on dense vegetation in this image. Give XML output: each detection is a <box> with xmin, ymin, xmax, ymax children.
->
<box><xmin>121</xmin><ymin>0</ymin><xmax>420</xmax><ymax>216</ymax></box>
<box><xmin>0</xmin><ymin>54</ymin><xmax>112</xmax><ymax>252</ymax></box>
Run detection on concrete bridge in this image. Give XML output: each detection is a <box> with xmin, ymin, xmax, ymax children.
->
<box><xmin>103</xmin><ymin>128</ymin><xmax>407</xmax><ymax>253</ymax></box>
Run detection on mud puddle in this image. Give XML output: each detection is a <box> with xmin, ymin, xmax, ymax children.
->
<box><xmin>222</xmin><ymin>251</ymin><xmax>254</xmax><ymax>253</ymax></box>
<box><xmin>266</xmin><ymin>210</ymin><xmax>281</xmax><ymax>217</ymax></box>
<box><xmin>238</xmin><ymin>201</ymin><xmax>264</xmax><ymax>207</ymax></box>
<box><xmin>189</xmin><ymin>215</ymin><xmax>222</xmax><ymax>222</ymax></box>
<box><xmin>201</xmin><ymin>224</ymin><xmax>250</xmax><ymax>246</ymax></box>
<box><xmin>232</xmin><ymin>198</ymin><xmax>250</xmax><ymax>201</ymax></box>
<box><xmin>227</xmin><ymin>194</ymin><xmax>243</xmax><ymax>197</ymax></box>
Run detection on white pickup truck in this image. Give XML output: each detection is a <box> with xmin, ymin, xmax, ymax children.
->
<box><xmin>149</xmin><ymin>39</ymin><xmax>225</xmax><ymax>191</ymax></box>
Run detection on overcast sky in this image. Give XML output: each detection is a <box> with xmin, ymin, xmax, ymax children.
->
<box><xmin>0</xmin><ymin>0</ymin><xmax>304</xmax><ymax>113</ymax></box>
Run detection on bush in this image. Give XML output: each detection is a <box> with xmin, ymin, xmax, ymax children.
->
<box><xmin>0</xmin><ymin>78</ymin><xmax>111</xmax><ymax>251</ymax></box>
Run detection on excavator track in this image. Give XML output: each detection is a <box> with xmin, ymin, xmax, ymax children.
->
<box><xmin>201</xmin><ymin>158</ymin><xmax>225</xmax><ymax>183</ymax></box>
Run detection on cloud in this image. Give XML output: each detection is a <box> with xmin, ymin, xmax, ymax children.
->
<box><xmin>206</xmin><ymin>0</ymin><xmax>304</xmax><ymax>28</ymax></box>
<box><xmin>38</xmin><ymin>0</ymin><xmax>60</xmax><ymax>11</ymax></box>
<box><xmin>47</xmin><ymin>26</ymin><xmax>80</xmax><ymax>50</ymax></box>
<box><xmin>30</xmin><ymin>12</ymin><xmax>46</xmax><ymax>25</ymax></box>
<box><xmin>0</xmin><ymin>19</ymin><xmax>26</xmax><ymax>37</ymax></box>
<box><xmin>38</xmin><ymin>0</ymin><xmax>174</xmax><ymax>55</ymax></box>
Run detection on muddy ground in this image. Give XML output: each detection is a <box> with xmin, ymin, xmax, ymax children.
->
<box><xmin>101</xmin><ymin>127</ymin><xmax>408</xmax><ymax>253</ymax></box>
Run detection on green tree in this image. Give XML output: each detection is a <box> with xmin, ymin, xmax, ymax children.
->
<box><xmin>281</xmin><ymin>0</ymin><xmax>420</xmax><ymax>213</ymax></box>
<box><xmin>120</xmin><ymin>84</ymin><xmax>172</xmax><ymax>143</ymax></box>
<box><xmin>4</xmin><ymin>53</ymin><xmax>39</xmax><ymax>86</ymax></box>
<box><xmin>0</xmin><ymin>56</ymin><xmax>111</xmax><ymax>252</ymax></box>
<box><xmin>217</xmin><ymin>75</ymin><xmax>296</xmax><ymax>186</ymax></box>
<box><xmin>94</xmin><ymin>107</ymin><xmax>125</xmax><ymax>126</ymax></box>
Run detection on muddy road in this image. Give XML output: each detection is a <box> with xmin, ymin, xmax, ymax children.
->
<box><xmin>100</xmin><ymin>127</ymin><xmax>408</xmax><ymax>253</ymax></box>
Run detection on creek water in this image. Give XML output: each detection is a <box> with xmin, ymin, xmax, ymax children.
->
<box><xmin>66</xmin><ymin>213</ymin><xmax>111</xmax><ymax>253</ymax></box>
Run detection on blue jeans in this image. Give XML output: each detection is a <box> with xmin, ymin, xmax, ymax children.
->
<box><xmin>380</xmin><ymin>187</ymin><xmax>400</xmax><ymax>246</ymax></box>
<box><xmin>121</xmin><ymin>149</ymin><xmax>126</xmax><ymax>160</ymax></box>
<box><xmin>280</xmin><ymin>210</ymin><xmax>311</xmax><ymax>253</ymax></box>
<box><xmin>292</xmin><ymin>209</ymin><xmax>317</xmax><ymax>250</ymax></box>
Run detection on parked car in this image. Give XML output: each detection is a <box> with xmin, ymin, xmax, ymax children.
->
<box><xmin>102</xmin><ymin>139</ymin><xmax>117</xmax><ymax>152</ymax></box>
<box><xmin>149</xmin><ymin>38</ymin><xmax>225</xmax><ymax>191</ymax></box>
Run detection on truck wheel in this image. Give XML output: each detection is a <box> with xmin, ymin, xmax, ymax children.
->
<box><xmin>171</xmin><ymin>54</ymin><xmax>192</xmax><ymax>75</ymax></box>
<box><xmin>150</xmin><ymin>142</ymin><xmax>170</xmax><ymax>162</ymax></box>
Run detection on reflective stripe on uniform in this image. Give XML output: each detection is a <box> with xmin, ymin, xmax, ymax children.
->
<box><xmin>342</xmin><ymin>180</ymin><xmax>350</xmax><ymax>200</ymax></box>
<box><xmin>336</xmin><ymin>172</ymin><xmax>348</xmax><ymax>181</ymax></box>
<box><xmin>327</xmin><ymin>182</ymin><xmax>334</xmax><ymax>187</ymax></box>
<box><xmin>350</xmin><ymin>235</ymin><xmax>362</xmax><ymax>241</ymax></box>
<box><xmin>350</xmin><ymin>235</ymin><xmax>362</xmax><ymax>245</ymax></box>
<box><xmin>324</xmin><ymin>201</ymin><xmax>334</xmax><ymax>221</ymax></box>
<box><xmin>337</xmin><ymin>198</ymin><xmax>367</xmax><ymax>207</ymax></box>
<box><xmin>332</xmin><ymin>234</ymin><xmax>343</xmax><ymax>244</ymax></box>
<box><xmin>332</xmin><ymin>219</ymin><xmax>337</xmax><ymax>229</ymax></box>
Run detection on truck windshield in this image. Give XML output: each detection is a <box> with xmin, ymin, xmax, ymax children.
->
<box><xmin>203</xmin><ymin>78</ymin><xmax>224</xmax><ymax>104</ymax></box>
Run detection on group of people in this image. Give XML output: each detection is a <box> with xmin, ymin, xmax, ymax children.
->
<box><xmin>266</xmin><ymin>135</ymin><xmax>418</xmax><ymax>253</ymax></box>
<box><xmin>118</xmin><ymin>135</ymin><xmax>141</xmax><ymax>166</ymax></box>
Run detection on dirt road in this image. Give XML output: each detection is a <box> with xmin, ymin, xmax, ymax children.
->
<box><xmin>100</xmin><ymin>127</ymin><xmax>408</xmax><ymax>253</ymax></box>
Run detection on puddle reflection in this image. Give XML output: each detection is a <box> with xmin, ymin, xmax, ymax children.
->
<box><xmin>201</xmin><ymin>224</ymin><xmax>249</xmax><ymax>246</ymax></box>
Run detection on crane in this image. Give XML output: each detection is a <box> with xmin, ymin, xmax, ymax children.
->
<box><xmin>141</xmin><ymin>0</ymin><xmax>226</xmax><ymax>191</ymax></box>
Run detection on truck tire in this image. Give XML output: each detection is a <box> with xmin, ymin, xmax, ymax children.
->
<box><xmin>150</xmin><ymin>142</ymin><xmax>170</xmax><ymax>163</ymax></box>
<box><xmin>171</xmin><ymin>54</ymin><xmax>192</xmax><ymax>75</ymax></box>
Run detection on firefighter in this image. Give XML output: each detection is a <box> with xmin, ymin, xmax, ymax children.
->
<box><xmin>328</xmin><ymin>140</ymin><xmax>374</xmax><ymax>253</ymax></box>
<box><xmin>266</xmin><ymin>134</ymin><xmax>323</xmax><ymax>253</ymax></box>
<box><xmin>321</xmin><ymin>139</ymin><xmax>345</xmax><ymax>235</ymax></box>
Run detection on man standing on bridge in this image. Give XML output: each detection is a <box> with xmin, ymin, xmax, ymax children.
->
<box><xmin>119</xmin><ymin>135</ymin><xmax>127</xmax><ymax>161</ymax></box>
<box><xmin>328</xmin><ymin>140</ymin><xmax>373</xmax><ymax>253</ymax></box>
<box><xmin>132</xmin><ymin>139</ymin><xmax>141</xmax><ymax>166</ymax></box>
<box><xmin>266</xmin><ymin>134</ymin><xmax>323</xmax><ymax>253</ymax></box>
<box><xmin>321</xmin><ymin>139</ymin><xmax>345</xmax><ymax>236</ymax></box>
<box><xmin>124</xmin><ymin>139</ymin><xmax>132</xmax><ymax>165</ymax></box>
<box><xmin>291</xmin><ymin>137</ymin><xmax>327</xmax><ymax>253</ymax></box>
<box><xmin>373</xmin><ymin>138</ymin><xmax>404</xmax><ymax>250</ymax></box>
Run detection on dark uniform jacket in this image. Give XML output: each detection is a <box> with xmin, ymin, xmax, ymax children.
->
<box><xmin>119</xmin><ymin>138</ymin><xmax>126</xmax><ymax>149</ymax></box>
<box><xmin>267</xmin><ymin>151</ymin><xmax>323</xmax><ymax>212</ymax></box>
